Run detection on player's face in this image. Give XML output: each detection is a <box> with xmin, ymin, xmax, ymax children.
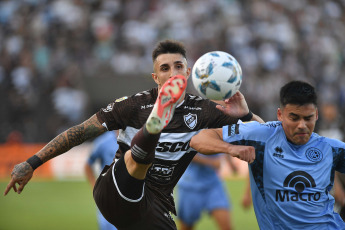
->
<box><xmin>152</xmin><ymin>53</ymin><xmax>190</xmax><ymax>90</ymax></box>
<box><xmin>277</xmin><ymin>103</ymin><xmax>318</xmax><ymax>145</ymax></box>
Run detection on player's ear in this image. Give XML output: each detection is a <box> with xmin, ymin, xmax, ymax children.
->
<box><xmin>151</xmin><ymin>73</ymin><xmax>160</xmax><ymax>84</ymax></box>
<box><xmin>186</xmin><ymin>67</ymin><xmax>191</xmax><ymax>79</ymax></box>
<box><xmin>277</xmin><ymin>108</ymin><xmax>283</xmax><ymax>122</ymax></box>
<box><xmin>315</xmin><ymin>107</ymin><xmax>319</xmax><ymax>121</ymax></box>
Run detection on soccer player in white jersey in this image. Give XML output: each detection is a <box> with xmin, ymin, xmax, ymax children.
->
<box><xmin>4</xmin><ymin>40</ymin><xmax>261</xmax><ymax>230</ymax></box>
<box><xmin>190</xmin><ymin>81</ymin><xmax>345</xmax><ymax>229</ymax></box>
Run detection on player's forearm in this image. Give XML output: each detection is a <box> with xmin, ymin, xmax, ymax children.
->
<box><xmin>192</xmin><ymin>154</ymin><xmax>221</xmax><ymax>169</ymax></box>
<box><xmin>37</xmin><ymin>114</ymin><xmax>106</xmax><ymax>163</ymax></box>
<box><xmin>251</xmin><ymin>113</ymin><xmax>264</xmax><ymax>123</ymax></box>
<box><xmin>191</xmin><ymin>129</ymin><xmax>255</xmax><ymax>163</ymax></box>
<box><xmin>190</xmin><ymin>129</ymin><xmax>228</xmax><ymax>155</ymax></box>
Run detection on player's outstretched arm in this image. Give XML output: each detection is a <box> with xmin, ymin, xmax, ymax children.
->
<box><xmin>215</xmin><ymin>91</ymin><xmax>264</xmax><ymax>123</ymax></box>
<box><xmin>4</xmin><ymin>114</ymin><xmax>107</xmax><ymax>196</ymax></box>
<box><xmin>190</xmin><ymin>128</ymin><xmax>255</xmax><ymax>163</ymax></box>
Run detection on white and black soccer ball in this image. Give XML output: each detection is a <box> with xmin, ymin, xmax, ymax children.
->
<box><xmin>191</xmin><ymin>51</ymin><xmax>242</xmax><ymax>100</ymax></box>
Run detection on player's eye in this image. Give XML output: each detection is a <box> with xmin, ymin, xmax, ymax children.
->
<box><xmin>290</xmin><ymin>116</ymin><xmax>299</xmax><ymax>121</ymax></box>
<box><xmin>304</xmin><ymin>117</ymin><xmax>311</xmax><ymax>121</ymax></box>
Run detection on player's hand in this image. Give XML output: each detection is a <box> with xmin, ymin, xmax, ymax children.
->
<box><xmin>4</xmin><ymin>162</ymin><xmax>34</xmax><ymax>195</ymax></box>
<box><xmin>228</xmin><ymin>145</ymin><xmax>255</xmax><ymax>164</ymax></box>
<box><xmin>216</xmin><ymin>91</ymin><xmax>250</xmax><ymax>118</ymax></box>
<box><xmin>242</xmin><ymin>194</ymin><xmax>252</xmax><ymax>210</ymax></box>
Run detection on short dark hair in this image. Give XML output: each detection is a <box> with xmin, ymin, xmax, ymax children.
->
<box><xmin>280</xmin><ymin>81</ymin><xmax>317</xmax><ymax>107</ymax></box>
<box><xmin>152</xmin><ymin>40</ymin><xmax>187</xmax><ymax>62</ymax></box>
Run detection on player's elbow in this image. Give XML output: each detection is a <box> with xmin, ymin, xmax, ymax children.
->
<box><xmin>190</xmin><ymin>132</ymin><xmax>205</xmax><ymax>151</ymax></box>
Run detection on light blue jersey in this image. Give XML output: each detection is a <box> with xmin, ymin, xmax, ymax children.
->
<box><xmin>223</xmin><ymin>121</ymin><xmax>345</xmax><ymax>230</ymax></box>
<box><xmin>87</xmin><ymin>131</ymin><xmax>118</xmax><ymax>169</ymax></box>
<box><xmin>87</xmin><ymin>131</ymin><xmax>118</xmax><ymax>230</ymax></box>
<box><xmin>178</xmin><ymin>154</ymin><xmax>222</xmax><ymax>190</ymax></box>
<box><xmin>177</xmin><ymin>154</ymin><xmax>231</xmax><ymax>225</ymax></box>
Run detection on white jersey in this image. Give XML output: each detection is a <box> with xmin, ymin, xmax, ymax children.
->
<box><xmin>96</xmin><ymin>88</ymin><xmax>237</xmax><ymax>213</ymax></box>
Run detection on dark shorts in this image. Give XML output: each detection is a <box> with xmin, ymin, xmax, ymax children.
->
<box><xmin>93</xmin><ymin>156</ymin><xmax>177</xmax><ymax>230</ymax></box>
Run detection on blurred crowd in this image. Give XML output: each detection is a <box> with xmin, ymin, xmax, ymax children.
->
<box><xmin>1</xmin><ymin>0</ymin><xmax>344</xmax><ymax>143</ymax></box>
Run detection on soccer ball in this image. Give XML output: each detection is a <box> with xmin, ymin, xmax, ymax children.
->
<box><xmin>191</xmin><ymin>51</ymin><xmax>242</xmax><ymax>100</ymax></box>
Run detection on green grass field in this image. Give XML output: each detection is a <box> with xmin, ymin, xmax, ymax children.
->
<box><xmin>0</xmin><ymin>179</ymin><xmax>259</xmax><ymax>230</ymax></box>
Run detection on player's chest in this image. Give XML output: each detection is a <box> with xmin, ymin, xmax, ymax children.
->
<box><xmin>263</xmin><ymin>139</ymin><xmax>333</xmax><ymax>192</ymax></box>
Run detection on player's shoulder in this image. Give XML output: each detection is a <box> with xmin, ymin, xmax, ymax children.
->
<box><xmin>121</xmin><ymin>88</ymin><xmax>156</xmax><ymax>101</ymax></box>
<box><xmin>108</xmin><ymin>88</ymin><xmax>156</xmax><ymax>110</ymax></box>
<box><xmin>240</xmin><ymin>120</ymin><xmax>282</xmax><ymax>130</ymax></box>
<box><xmin>184</xmin><ymin>93</ymin><xmax>217</xmax><ymax>108</ymax></box>
<box><xmin>185</xmin><ymin>93</ymin><xmax>205</xmax><ymax>102</ymax></box>
<box><xmin>313</xmin><ymin>133</ymin><xmax>345</xmax><ymax>149</ymax></box>
<box><xmin>133</xmin><ymin>88</ymin><xmax>156</xmax><ymax>98</ymax></box>
<box><xmin>226</xmin><ymin>120</ymin><xmax>281</xmax><ymax>140</ymax></box>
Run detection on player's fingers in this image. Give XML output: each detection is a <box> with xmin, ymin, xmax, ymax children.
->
<box><xmin>4</xmin><ymin>179</ymin><xmax>16</xmax><ymax>196</ymax></box>
<box><xmin>17</xmin><ymin>181</ymin><xmax>27</xmax><ymax>194</ymax></box>
<box><xmin>215</xmin><ymin>104</ymin><xmax>226</xmax><ymax>113</ymax></box>
<box><xmin>228</xmin><ymin>91</ymin><xmax>240</xmax><ymax>101</ymax></box>
<box><xmin>13</xmin><ymin>183</ymin><xmax>17</xmax><ymax>193</ymax></box>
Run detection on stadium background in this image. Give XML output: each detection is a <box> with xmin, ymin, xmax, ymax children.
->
<box><xmin>1</xmin><ymin>0</ymin><xmax>344</xmax><ymax>229</ymax></box>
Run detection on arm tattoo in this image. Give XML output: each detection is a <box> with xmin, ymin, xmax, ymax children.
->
<box><xmin>38</xmin><ymin>115</ymin><xmax>106</xmax><ymax>162</ymax></box>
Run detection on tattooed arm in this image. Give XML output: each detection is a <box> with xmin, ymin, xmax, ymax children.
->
<box><xmin>4</xmin><ymin>114</ymin><xmax>107</xmax><ymax>195</ymax></box>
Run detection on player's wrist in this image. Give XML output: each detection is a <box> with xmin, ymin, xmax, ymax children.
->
<box><xmin>239</xmin><ymin>110</ymin><xmax>253</xmax><ymax>122</ymax></box>
<box><xmin>26</xmin><ymin>155</ymin><xmax>43</xmax><ymax>170</ymax></box>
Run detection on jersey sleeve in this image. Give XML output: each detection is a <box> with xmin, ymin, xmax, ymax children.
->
<box><xmin>329</xmin><ymin>138</ymin><xmax>345</xmax><ymax>173</ymax></box>
<box><xmin>222</xmin><ymin>121</ymin><xmax>277</xmax><ymax>144</ymax></box>
<box><xmin>204</xmin><ymin>100</ymin><xmax>238</xmax><ymax>128</ymax></box>
<box><xmin>96</xmin><ymin>96</ymin><xmax>135</xmax><ymax>131</ymax></box>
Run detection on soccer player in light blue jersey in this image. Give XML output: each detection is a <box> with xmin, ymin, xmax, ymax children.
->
<box><xmin>85</xmin><ymin>131</ymin><xmax>118</xmax><ymax>230</ymax></box>
<box><xmin>190</xmin><ymin>81</ymin><xmax>345</xmax><ymax>229</ymax></box>
<box><xmin>177</xmin><ymin>153</ymin><xmax>236</xmax><ymax>230</ymax></box>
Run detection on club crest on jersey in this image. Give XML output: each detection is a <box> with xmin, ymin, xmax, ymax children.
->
<box><xmin>305</xmin><ymin>147</ymin><xmax>323</xmax><ymax>162</ymax></box>
<box><xmin>184</xmin><ymin>113</ymin><xmax>197</xmax><ymax>129</ymax></box>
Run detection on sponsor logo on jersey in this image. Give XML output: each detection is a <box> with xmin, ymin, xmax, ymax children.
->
<box><xmin>188</xmin><ymin>95</ymin><xmax>203</xmax><ymax>100</ymax></box>
<box><xmin>149</xmin><ymin>163</ymin><xmax>177</xmax><ymax>180</ymax></box>
<box><xmin>115</xmin><ymin>96</ymin><xmax>128</xmax><ymax>103</ymax></box>
<box><xmin>141</xmin><ymin>104</ymin><xmax>154</xmax><ymax>109</ymax></box>
<box><xmin>183</xmin><ymin>106</ymin><xmax>202</xmax><ymax>110</ymax></box>
<box><xmin>262</xmin><ymin>122</ymin><xmax>282</xmax><ymax>128</ymax></box>
<box><xmin>183</xmin><ymin>113</ymin><xmax>197</xmax><ymax>129</ymax></box>
<box><xmin>135</xmin><ymin>90</ymin><xmax>150</xmax><ymax>96</ymax></box>
<box><xmin>273</xmin><ymin>146</ymin><xmax>284</xmax><ymax>158</ymax></box>
<box><xmin>275</xmin><ymin>171</ymin><xmax>320</xmax><ymax>202</ymax></box>
<box><xmin>229</xmin><ymin>124</ymin><xmax>239</xmax><ymax>136</ymax></box>
<box><xmin>305</xmin><ymin>147</ymin><xmax>323</xmax><ymax>162</ymax></box>
<box><xmin>102</xmin><ymin>103</ymin><xmax>114</xmax><ymax>112</ymax></box>
<box><xmin>156</xmin><ymin>141</ymin><xmax>190</xmax><ymax>152</ymax></box>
